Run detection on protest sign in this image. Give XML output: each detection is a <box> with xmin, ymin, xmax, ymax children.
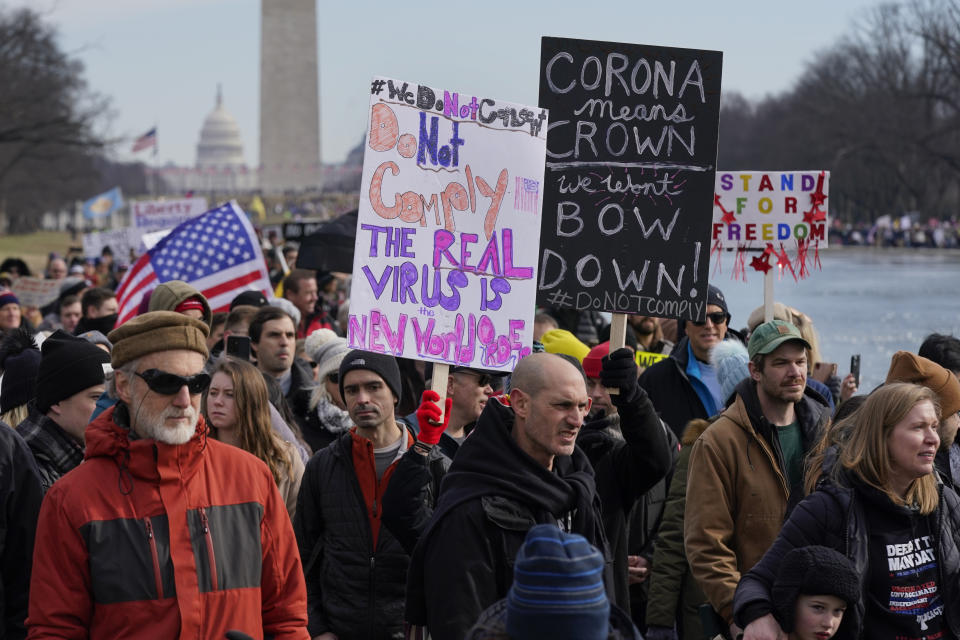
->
<box><xmin>537</xmin><ymin>37</ymin><xmax>723</xmax><ymax>323</ymax></box>
<box><xmin>10</xmin><ymin>277</ymin><xmax>62</xmax><ymax>308</ymax></box>
<box><xmin>348</xmin><ymin>76</ymin><xmax>548</xmax><ymax>372</ymax></box>
<box><xmin>712</xmin><ymin>171</ymin><xmax>830</xmax><ymax>248</ymax></box>
<box><xmin>83</xmin><ymin>227</ymin><xmax>142</xmax><ymax>261</ymax></box>
<box><xmin>131</xmin><ymin>197</ymin><xmax>208</xmax><ymax>232</ymax></box>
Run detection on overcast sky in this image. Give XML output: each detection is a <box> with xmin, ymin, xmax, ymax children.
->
<box><xmin>17</xmin><ymin>0</ymin><xmax>880</xmax><ymax>167</ymax></box>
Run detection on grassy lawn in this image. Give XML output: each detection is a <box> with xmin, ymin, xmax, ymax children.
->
<box><xmin>0</xmin><ymin>230</ymin><xmax>74</xmax><ymax>274</ymax></box>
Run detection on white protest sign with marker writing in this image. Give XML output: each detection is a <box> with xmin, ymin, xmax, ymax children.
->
<box><xmin>348</xmin><ymin>76</ymin><xmax>548</xmax><ymax>372</ymax></box>
<box><xmin>131</xmin><ymin>198</ymin><xmax>209</xmax><ymax>232</ymax></box>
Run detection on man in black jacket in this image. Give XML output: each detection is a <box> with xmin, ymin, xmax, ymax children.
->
<box><xmin>406</xmin><ymin>352</ymin><xmax>666</xmax><ymax>639</ymax></box>
<box><xmin>295</xmin><ymin>350</ymin><xmax>412</xmax><ymax>640</ymax></box>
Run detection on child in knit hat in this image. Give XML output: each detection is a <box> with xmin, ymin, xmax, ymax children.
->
<box><xmin>771</xmin><ymin>546</ymin><xmax>860</xmax><ymax>640</ymax></box>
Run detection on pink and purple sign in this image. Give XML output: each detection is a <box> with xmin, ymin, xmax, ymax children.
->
<box><xmin>348</xmin><ymin>76</ymin><xmax>548</xmax><ymax>371</ymax></box>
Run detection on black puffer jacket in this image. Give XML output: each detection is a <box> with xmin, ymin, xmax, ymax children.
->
<box><xmin>405</xmin><ymin>399</ymin><xmax>611</xmax><ymax>640</ymax></box>
<box><xmin>0</xmin><ymin>422</ymin><xmax>43</xmax><ymax>639</ymax></box>
<box><xmin>734</xmin><ymin>472</ymin><xmax>960</xmax><ymax>638</ymax></box>
<box><xmin>577</xmin><ymin>389</ymin><xmax>675</xmax><ymax>613</ymax></box>
<box><xmin>380</xmin><ymin>431</ymin><xmax>457</xmax><ymax>555</ymax></box>
<box><xmin>294</xmin><ymin>431</ymin><xmax>409</xmax><ymax>640</ymax></box>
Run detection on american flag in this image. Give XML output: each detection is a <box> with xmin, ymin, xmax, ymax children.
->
<box><xmin>131</xmin><ymin>127</ymin><xmax>157</xmax><ymax>153</ymax></box>
<box><xmin>114</xmin><ymin>201</ymin><xmax>271</xmax><ymax>326</ymax></box>
<box><xmin>514</xmin><ymin>176</ymin><xmax>540</xmax><ymax>214</ymax></box>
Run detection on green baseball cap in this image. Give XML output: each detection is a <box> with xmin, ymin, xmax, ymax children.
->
<box><xmin>747</xmin><ymin>320</ymin><xmax>811</xmax><ymax>359</ymax></box>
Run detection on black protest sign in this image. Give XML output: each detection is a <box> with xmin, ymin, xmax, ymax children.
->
<box><xmin>537</xmin><ymin>37</ymin><xmax>722</xmax><ymax>321</ymax></box>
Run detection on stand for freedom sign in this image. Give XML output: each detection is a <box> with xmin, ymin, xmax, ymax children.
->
<box><xmin>537</xmin><ymin>37</ymin><xmax>722</xmax><ymax>322</ymax></box>
<box><xmin>348</xmin><ymin>76</ymin><xmax>548</xmax><ymax>371</ymax></box>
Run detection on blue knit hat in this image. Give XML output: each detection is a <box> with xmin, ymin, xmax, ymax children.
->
<box><xmin>711</xmin><ymin>340</ymin><xmax>751</xmax><ymax>404</ymax></box>
<box><xmin>506</xmin><ymin>524</ymin><xmax>609</xmax><ymax>640</ymax></box>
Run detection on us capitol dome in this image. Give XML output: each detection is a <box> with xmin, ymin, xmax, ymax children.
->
<box><xmin>196</xmin><ymin>85</ymin><xmax>246</xmax><ymax>168</ymax></box>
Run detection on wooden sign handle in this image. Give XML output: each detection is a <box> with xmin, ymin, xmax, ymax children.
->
<box><xmin>764</xmin><ymin>269</ymin><xmax>774</xmax><ymax>323</ymax></box>
<box><xmin>430</xmin><ymin>362</ymin><xmax>449</xmax><ymax>420</ymax></box>
<box><xmin>606</xmin><ymin>313</ymin><xmax>628</xmax><ymax>395</ymax></box>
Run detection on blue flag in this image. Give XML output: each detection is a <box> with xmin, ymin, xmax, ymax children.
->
<box><xmin>82</xmin><ymin>187</ymin><xmax>124</xmax><ymax>219</ymax></box>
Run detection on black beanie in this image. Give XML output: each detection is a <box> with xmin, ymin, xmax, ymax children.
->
<box><xmin>772</xmin><ymin>545</ymin><xmax>860</xmax><ymax>632</ymax></box>
<box><xmin>36</xmin><ymin>330</ymin><xmax>111</xmax><ymax>413</ymax></box>
<box><xmin>0</xmin><ymin>327</ymin><xmax>41</xmax><ymax>413</ymax></box>
<box><xmin>338</xmin><ymin>350</ymin><xmax>401</xmax><ymax>404</ymax></box>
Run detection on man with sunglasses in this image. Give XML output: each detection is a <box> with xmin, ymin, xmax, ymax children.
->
<box><xmin>639</xmin><ymin>285</ymin><xmax>737</xmax><ymax>440</ymax></box>
<box><xmin>27</xmin><ymin>311</ymin><xmax>309</xmax><ymax>639</ymax></box>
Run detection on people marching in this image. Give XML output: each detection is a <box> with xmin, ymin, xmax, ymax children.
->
<box><xmin>5</xmin><ymin>235</ymin><xmax>960</xmax><ymax>640</ymax></box>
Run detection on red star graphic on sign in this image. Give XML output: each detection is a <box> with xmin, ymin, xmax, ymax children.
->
<box><xmin>750</xmin><ymin>254</ymin><xmax>772</xmax><ymax>274</ymax></box>
<box><xmin>715</xmin><ymin>194</ymin><xmax>736</xmax><ymax>225</ymax></box>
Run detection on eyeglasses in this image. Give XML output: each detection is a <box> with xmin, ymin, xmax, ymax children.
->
<box><xmin>135</xmin><ymin>369</ymin><xmax>211</xmax><ymax>395</ymax></box>
<box><xmin>306</xmin><ymin>361</ymin><xmax>318</xmax><ymax>369</ymax></box>
<box><xmin>690</xmin><ymin>312</ymin><xmax>728</xmax><ymax>327</ymax></box>
<box><xmin>326</xmin><ymin>372</ymin><xmax>339</xmax><ymax>384</ymax></box>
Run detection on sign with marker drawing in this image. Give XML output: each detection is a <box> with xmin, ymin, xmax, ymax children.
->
<box><xmin>348</xmin><ymin>76</ymin><xmax>548</xmax><ymax>370</ymax></box>
<box><xmin>537</xmin><ymin>37</ymin><xmax>722</xmax><ymax>321</ymax></box>
<box><xmin>712</xmin><ymin>171</ymin><xmax>830</xmax><ymax>248</ymax></box>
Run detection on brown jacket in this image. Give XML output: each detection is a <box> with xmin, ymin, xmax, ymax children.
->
<box><xmin>683</xmin><ymin>380</ymin><xmax>829</xmax><ymax>623</ymax></box>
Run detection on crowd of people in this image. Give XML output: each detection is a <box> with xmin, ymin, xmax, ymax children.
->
<box><xmin>0</xmin><ymin>239</ymin><xmax>959</xmax><ymax>640</ymax></box>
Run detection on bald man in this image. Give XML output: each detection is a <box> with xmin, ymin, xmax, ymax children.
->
<box><xmin>405</xmin><ymin>354</ymin><xmax>612</xmax><ymax>640</ymax></box>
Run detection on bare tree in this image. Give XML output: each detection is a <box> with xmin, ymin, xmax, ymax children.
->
<box><xmin>0</xmin><ymin>8</ymin><xmax>109</xmax><ymax>232</ymax></box>
<box><xmin>717</xmin><ymin>0</ymin><xmax>960</xmax><ymax>222</ymax></box>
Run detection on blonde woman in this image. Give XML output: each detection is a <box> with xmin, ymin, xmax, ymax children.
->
<box><xmin>203</xmin><ymin>357</ymin><xmax>304</xmax><ymax>519</ymax></box>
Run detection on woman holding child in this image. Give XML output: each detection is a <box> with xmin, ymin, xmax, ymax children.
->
<box><xmin>734</xmin><ymin>383</ymin><xmax>960</xmax><ymax>640</ymax></box>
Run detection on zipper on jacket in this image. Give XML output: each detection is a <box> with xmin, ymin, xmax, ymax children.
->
<box><xmin>199</xmin><ymin>507</ymin><xmax>219</xmax><ymax>591</ymax></box>
<box><xmin>369</xmin><ymin>555</ymin><xmax>376</xmax><ymax>638</ymax></box>
<box><xmin>143</xmin><ymin>517</ymin><xmax>164</xmax><ymax>599</ymax></box>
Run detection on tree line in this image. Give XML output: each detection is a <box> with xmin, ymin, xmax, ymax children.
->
<box><xmin>718</xmin><ymin>0</ymin><xmax>960</xmax><ymax>223</ymax></box>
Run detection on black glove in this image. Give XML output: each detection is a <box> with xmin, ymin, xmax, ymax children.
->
<box><xmin>600</xmin><ymin>347</ymin><xmax>641</xmax><ymax>406</ymax></box>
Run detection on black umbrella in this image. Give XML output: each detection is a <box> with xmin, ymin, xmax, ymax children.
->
<box><xmin>295</xmin><ymin>209</ymin><xmax>358</xmax><ymax>273</ymax></box>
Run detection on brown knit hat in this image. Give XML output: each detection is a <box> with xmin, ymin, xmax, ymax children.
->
<box><xmin>886</xmin><ymin>350</ymin><xmax>960</xmax><ymax>416</ymax></box>
<box><xmin>108</xmin><ymin>311</ymin><xmax>209</xmax><ymax>368</ymax></box>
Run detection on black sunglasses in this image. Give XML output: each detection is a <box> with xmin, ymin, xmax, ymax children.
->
<box><xmin>326</xmin><ymin>372</ymin><xmax>339</xmax><ymax>384</ymax></box>
<box><xmin>690</xmin><ymin>312</ymin><xmax>728</xmax><ymax>327</ymax></box>
<box><xmin>136</xmin><ymin>369</ymin><xmax>211</xmax><ymax>395</ymax></box>
<box><xmin>458</xmin><ymin>371</ymin><xmax>502</xmax><ymax>389</ymax></box>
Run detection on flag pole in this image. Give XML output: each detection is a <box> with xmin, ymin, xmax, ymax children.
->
<box><xmin>152</xmin><ymin>123</ymin><xmax>159</xmax><ymax>198</ymax></box>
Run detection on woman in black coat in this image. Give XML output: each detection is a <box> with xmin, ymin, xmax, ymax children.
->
<box><xmin>734</xmin><ymin>383</ymin><xmax>960</xmax><ymax>640</ymax></box>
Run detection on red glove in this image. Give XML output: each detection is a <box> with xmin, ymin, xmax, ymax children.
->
<box><xmin>415</xmin><ymin>390</ymin><xmax>452</xmax><ymax>446</ymax></box>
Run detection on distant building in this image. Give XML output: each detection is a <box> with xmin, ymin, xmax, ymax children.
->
<box><xmin>156</xmin><ymin>87</ymin><xmax>258</xmax><ymax>194</ymax></box>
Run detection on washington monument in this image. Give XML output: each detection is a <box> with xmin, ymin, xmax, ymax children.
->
<box><xmin>260</xmin><ymin>0</ymin><xmax>321</xmax><ymax>193</ymax></box>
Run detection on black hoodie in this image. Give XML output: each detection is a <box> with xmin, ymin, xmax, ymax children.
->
<box><xmin>405</xmin><ymin>398</ymin><xmax>610</xmax><ymax>640</ymax></box>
